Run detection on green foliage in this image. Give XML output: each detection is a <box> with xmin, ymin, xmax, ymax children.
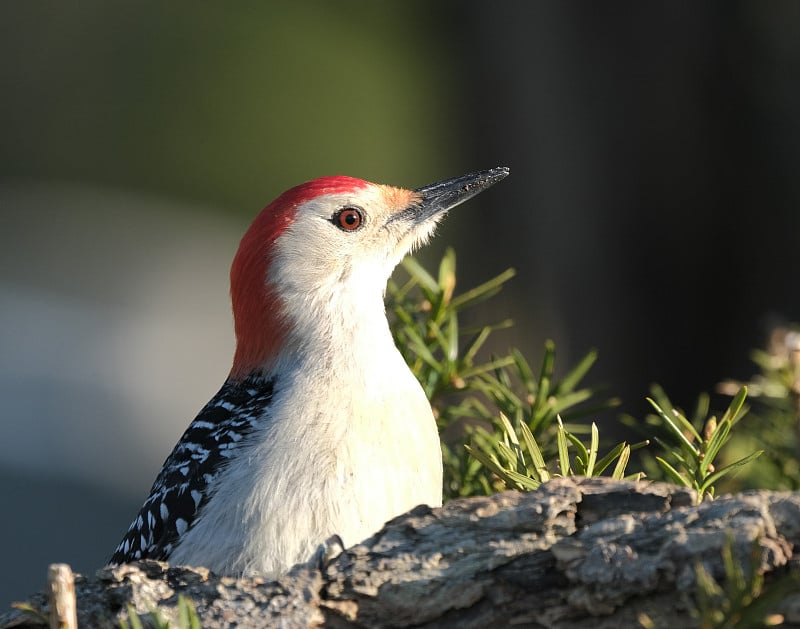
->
<box><xmin>718</xmin><ymin>327</ymin><xmax>800</xmax><ymax>490</ymax></box>
<box><xmin>10</xmin><ymin>601</ymin><xmax>47</xmax><ymax>625</ymax></box>
<box><xmin>643</xmin><ymin>386</ymin><xmax>762</xmax><ymax>502</ymax></box>
<box><xmin>388</xmin><ymin>247</ymin><xmax>516</xmax><ymax>404</ymax></box>
<box><xmin>119</xmin><ymin>595</ymin><xmax>200</xmax><ymax>629</ymax></box>
<box><xmin>691</xmin><ymin>535</ymin><xmax>795</xmax><ymax>628</ymax></box>
<box><xmin>176</xmin><ymin>597</ymin><xmax>201</xmax><ymax>629</ymax></box>
<box><xmin>465</xmin><ymin>414</ymin><xmax>643</xmax><ymax>491</ymax></box>
<box><xmin>457</xmin><ymin>343</ymin><xmax>627</xmax><ymax>495</ymax></box>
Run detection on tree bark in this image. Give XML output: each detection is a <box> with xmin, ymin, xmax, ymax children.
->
<box><xmin>3</xmin><ymin>478</ymin><xmax>800</xmax><ymax>628</ymax></box>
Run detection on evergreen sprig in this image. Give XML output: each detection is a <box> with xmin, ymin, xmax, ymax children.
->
<box><xmin>119</xmin><ymin>595</ymin><xmax>200</xmax><ymax>629</ymax></box>
<box><xmin>465</xmin><ymin>414</ymin><xmax>643</xmax><ymax>491</ymax></box>
<box><xmin>718</xmin><ymin>327</ymin><xmax>800</xmax><ymax>490</ymax></box>
<box><xmin>690</xmin><ymin>535</ymin><xmax>796</xmax><ymax>628</ymax></box>
<box><xmin>645</xmin><ymin>386</ymin><xmax>762</xmax><ymax>502</ymax></box>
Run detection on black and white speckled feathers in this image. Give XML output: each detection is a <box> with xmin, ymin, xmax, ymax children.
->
<box><xmin>109</xmin><ymin>375</ymin><xmax>275</xmax><ymax>564</ymax></box>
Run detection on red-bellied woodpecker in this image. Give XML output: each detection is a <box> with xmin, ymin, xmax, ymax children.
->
<box><xmin>109</xmin><ymin>167</ymin><xmax>509</xmax><ymax>576</ymax></box>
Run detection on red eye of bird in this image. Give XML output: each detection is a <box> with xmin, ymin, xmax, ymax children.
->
<box><xmin>334</xmin><ymin>207</ymin><xmax>363</xmax><ymax>231</ymax></box>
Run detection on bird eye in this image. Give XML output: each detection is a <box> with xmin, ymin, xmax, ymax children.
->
<box><xmin>333</xmin><ymin>207</ymin><xmax>364</xmax><ymax>231</ymax></box>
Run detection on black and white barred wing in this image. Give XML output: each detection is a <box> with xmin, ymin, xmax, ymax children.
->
<box><xmin>109</xmin><ymin>376</ymin><xmax>274</xmax><ymax>564</ymax></box>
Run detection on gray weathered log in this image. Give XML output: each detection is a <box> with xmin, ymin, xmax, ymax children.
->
<box><xmin>3</xmin><ymin>478</ymin><xmax>800</xmax><ymax>628</ymax></box>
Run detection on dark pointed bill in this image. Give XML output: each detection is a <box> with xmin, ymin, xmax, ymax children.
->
<box><xmin>402</xmin><ymin>167</ymin><xmax>510</xmax><ymax>225</ymax></box>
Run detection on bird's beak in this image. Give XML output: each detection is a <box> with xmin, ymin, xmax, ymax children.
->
<box><xmin>408</xmin><ymin>167</ymin><xmax>510</xmax><ymax>224</ymax></box>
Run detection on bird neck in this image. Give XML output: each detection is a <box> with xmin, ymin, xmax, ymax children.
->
<box><xmin>283</xmin><ymin>279</ymin><xmax>396</xmax><ymax>372</ymax></box>
<box><xmin>230</xmin><ymin>268</ymin><xmax>399</xmax><ymax>382</ymax></box>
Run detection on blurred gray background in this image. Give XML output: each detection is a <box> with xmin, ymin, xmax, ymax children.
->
<box><xmin>2</xmin><ymin>1</ymin><xmax>799</xmax><ymax>606</ymax></box>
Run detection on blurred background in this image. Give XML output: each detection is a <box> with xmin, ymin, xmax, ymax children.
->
<box><xmin>2</xmin><ymin>1</ymin><xmax>799</xmax><ymax>606</ymax></box>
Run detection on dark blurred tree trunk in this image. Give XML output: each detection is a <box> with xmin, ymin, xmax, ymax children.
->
<box><xmin>447</xmin><ymin>2</ymin><xmax>800</xmax><ymax>420</ymax></box>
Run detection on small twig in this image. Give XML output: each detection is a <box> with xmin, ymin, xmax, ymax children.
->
<box><xmin>47</xmin><ymin>564</ymin><xmax>77</xmax><ymax>629</ymax></box>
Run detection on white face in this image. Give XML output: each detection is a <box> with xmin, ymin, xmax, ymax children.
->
<box><xmin>268</xmin><ymin>184</ymin><xmax>442</xmax><ymax>303</ymax></box>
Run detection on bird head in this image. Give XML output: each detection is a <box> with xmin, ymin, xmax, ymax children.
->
<box><xmin>229</xmin><ymin>167</ymin><xmax>509</xmax><ymax>378</ymax></box>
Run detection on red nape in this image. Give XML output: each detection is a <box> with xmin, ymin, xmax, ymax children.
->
<box><xmin>228</xmin><ymin>176</ymin><xmax>370</xmax><ymax>378</ymax></box>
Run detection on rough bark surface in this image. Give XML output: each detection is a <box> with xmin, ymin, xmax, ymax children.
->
<box><xmin>3</xmin><ymin>478</ymin><xmax>800</xmax><ymax>628</ymax></box>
